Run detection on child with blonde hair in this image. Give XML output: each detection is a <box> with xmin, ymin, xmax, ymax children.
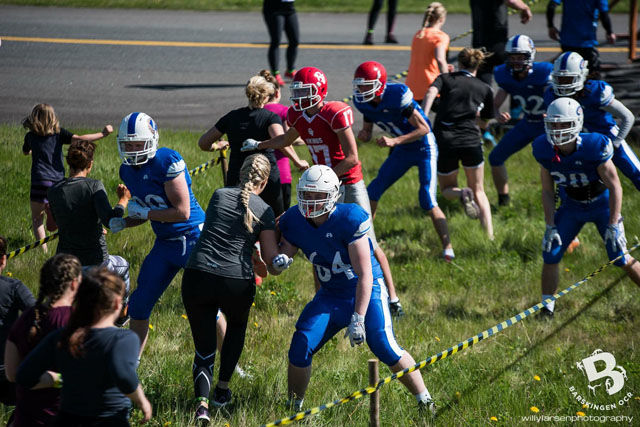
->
<box><xmin>21</xmin><ymin>103</ymin><xmax>112</xmax><ymax>251</ymax></box>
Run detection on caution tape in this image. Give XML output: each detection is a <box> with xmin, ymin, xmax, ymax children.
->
<box><xmin>261</xmin><ymin>242</ymin><xmax>640</xmax><ymax>426</ymax></box>
<box><xmin>7</xmin><ymin>156</ymin><xmax>219</xmax><ymax>258</ymax></box>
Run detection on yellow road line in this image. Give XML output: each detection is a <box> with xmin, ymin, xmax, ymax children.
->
<box><xmin>1</xmin><ymin>36</ymin><xmax>630</xmax><ymax>52</ymax></box>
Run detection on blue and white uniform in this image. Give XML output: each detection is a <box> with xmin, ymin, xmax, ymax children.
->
<box><xmin>544</xmin><ymin>81</ymin><xmax>640</xmax><ymax>190</ymax></box>
<box><xmin>279</xmin><ymin>203</ymin><xmax>403</xmax><ymax>367</ymax></box>
<box><xmin>353</xmin><ymin>83</ymin><xmax>438</xmax><ymax>211</ymax></box>
<box><xmin>120</xmin><ymin>147</ymin><xmax>206</xmax><ymax>319</ymax></box>
<box><xmin>488</xmin><ymin>62</ymin><xmax>552</xmax><ymax>167</ymax></box>
<box><xmin>532</xmin><ymin>132</ymin><xmax>628</xmax><ymax>266</ymax></box>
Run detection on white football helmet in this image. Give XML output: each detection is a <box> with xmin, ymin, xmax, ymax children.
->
<box><xmin>505</xmin><ymin>34</ymin><xmax>535</xmax><ymax>73</ymax></box>
<box><xmin>552</xmin><ymin>52</ymin><xmax>588</xmax><ymax>96</ymax></box>
<box><xmin>117</xmin><ymin>112</ymin><xmax>159</xmax><ymax>165</ymax></box>
<box><xmin>297</xmin><ymin>165</ymin><xmax>340</xmax><ymax>218</ymax></box>
<box><xmin>544</xmin><ymin>98</ymin><xmax>584</xmax><ymax>146</ymax></box>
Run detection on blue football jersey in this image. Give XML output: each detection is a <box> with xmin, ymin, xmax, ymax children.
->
<box><xmin>532</xmin><ymin>133</ymin><xmax>613</xmax><ymax>199</ymax></box>
<box><xmin>353</xmin><ymin>83</ymin><xmax>433</xmax><ymax>152</ymax></box>
<box><xmin>552</xmin><ymin>0</ymin><xmax>608</xmax><ymax>48</ymax></box>
<box><xmin>543</xmin><ymin>80</ymin><xmax>618</xmax><ymax>139</ymax></box>
<box><xmin>120</xmin><ymin>147</ymin><xmax>205</xmax><ymax>239</ymax></box>
<box><xmin>279</xmin><ymin>203</ymin><xmax>383</xmax><ymax>297</ymax></box>
<box><xmin>494</xmin><ymin>62</ymin><xmax>552</xmax><ymax>121</ymax></box>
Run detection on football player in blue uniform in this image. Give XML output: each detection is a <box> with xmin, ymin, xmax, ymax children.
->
<box><xmin>544</xmin><ymin>52</ymin><xmax>640</xmax><ymax>192</ymax></box>
<box><xmin>111</xmin><ymin>112</ymin><xmax>206</xmax><ymax>356</ymax></box>
<box><xmin>489</xmin><ymin>35</ymin><xmax>553</xmax><ymax>206</ymax></box>
<box><xmin>278</xmin><ymin>165</ymin><xmax>435</xmax><ymax>414</ymax></box>
<box><xmin>532</xmin><ymin>98</ymin><xmax>640</xmax><ymax>318</ymax></box>
<box><xmin>352</xmin><ymin>61</ymin><xmax>454</xmax><ymax>261</ymax></box>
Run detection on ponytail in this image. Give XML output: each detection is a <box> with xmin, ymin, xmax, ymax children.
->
<box><xmin>458</xmin><ymin>47</ymin><xmax>491</xmax><ymax>71</ymax></box>
<box><xmin>422</xmin><ymin>2</ymin><xmax>446</xmax><ymax>28</ymax></box>
<box><xmin>238</xmin><ymin>154</ymin><xmax>271</xmax><ymax>233</ymax></box>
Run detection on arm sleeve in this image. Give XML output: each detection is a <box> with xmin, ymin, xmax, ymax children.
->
<box><xmin>59</xmin><ymin>128</ymin><xmax>73</xmax><ymax>145</ymax></box>
<box><xmin>16</xmin><ymin>330</ymin><xmax>59</xmax><ymax>389</ymax></box>
<box><xmin>161</xmin><ymin>150</ymin><xmax>187</xmax><ymax>183</ymax></box>
<box><xmin>600</xmin><ymin>11</ymin><xmax>613</xmax><ymax>35</ymax></box>
<box><xmin>546</xmin><ymin>1</ymin><xmax>558</xmax><ymax>28</ymax></box>
<box><xmin>346</xmin><ymin>206</ymin><xmax>371</xmax><ymax>245</ymax></box>
<box><xmin>258</xmin><ymin>205</ymin><xmax>276</xmax><ymax>232</ymax></box>
<box><xmin>14</xmin><ymin>281</ymin><xmax>36</xmax><ymax>311</ymax></box>
<box><xmin>22</xmin><ymin>134</ymin><xmax>31</xmax><ymax>154</ymax></box>
<box><xmin>108</xmin><ymin>331</ymin><xmax>140</xmax><ymax>395</ymax></box>
<box><xmin>430</xmin><ymin>75</ymin><xmax>444</xmax><ymax>91</ymax></box>
<box><xmin>214</xmin><ymin>113</ymin><xmax>230</xmax><ymax>136</ymax></box>
<box><xmin>93</xmin><ymin>182</ymin><xmax>125</xmax><ymax>227</ymax></box>
<box><xmin>480</xmin><ymin>88</ymin><xmax>496</xmax><ymax>120</ymax></box>
<box><xmin>602</xmin><ymin>99</ymin><xmax>635</xmax><ymax>143</ymax></box>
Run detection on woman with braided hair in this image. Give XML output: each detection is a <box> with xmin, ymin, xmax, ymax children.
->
<box><xmin>182</xmin><ymin>154</ymin><xmax>293</xmax><ymax>422</ymax></box>
<box><xmin>5</xmin><ymin>254</ymin><xmax>81</xmax><ymax>426</ymax></box>
<box><xmin>16</xmin><ymin>268</ymin><xmax>152</xmax><ymax>426</ymax></box>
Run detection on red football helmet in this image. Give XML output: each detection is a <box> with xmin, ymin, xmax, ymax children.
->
<box><xmin>290</xmin><ymin>67</ymin><xmax>328</xmax><ymax>111</ymax></box>
<box><xmin>353</xmin><ymin>61</ymin><xmax>387</xmax><ymax>102</ymax></box>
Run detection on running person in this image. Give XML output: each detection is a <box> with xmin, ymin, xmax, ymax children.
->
<box><xmin>241</xmin><ymin>66</ymin><xmax>405</xmax><ymax>317</ymax></box>
<box><xmin>113</xmin><ymin>112</ymin><xmax>206</xmax><ymax>357</ymax></box>
<box><xmin>532</xmin><ymin>98</ymin><xmax>640</xmax><ymax>317</ymax></box>
<box><xmin>182</xmin><ymin>154</ymin><xmax>293</xmax><ymax>422</ymax></box>
<box><xmin>352</xmin><ymin>61</ymin><xmax>454</xmax><ymax>261</ymax></box>
<box><xmin>263</xmin><ymin>0</ymin><xmax>299</xmax><ymax>86</ymax></box>
<box><xmin>423</xmin><ymin>48</ymin><xmax>495</xmax><ymax>240</ymax></box>
<box><xmin>543</xmin><ymin>52</ymin><xmax>640</xmax><ymax>191</ymax></box>
<box><xmin>48</xmin><ymin>141</ymin><xmax>132</xmax><ymax>322</ymax></box>
<box><xmin>278</xmin><ymin>165</ymin><xmax>435</xmax><ymax>414</ymax></box>
<box><xmin>489</xmin><ymin>34</ymin><xmax>553</xmax><ymax>206</ymax></box>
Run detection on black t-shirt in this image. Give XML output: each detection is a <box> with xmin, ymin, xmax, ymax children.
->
<box><xmin>16</xmin><ymin>327</ymin><xmax>140</xmax><ymax>419</ymax></box>
<box><xmin>0</xmin><ymin>276</ymin><xmax>35</xmax><ymax>359</ymax></box>
<box><xmin>470</xmin><ymin>0</ymin><xmax>508</xmax><ymax>51</ymax></box>
<box><xmin>215</xmin><ymin>107</ymin><xmax>281</xmax><ymax>186</ymax></box>
<box><xmin>431</xmin><ymin>71</ymin><xmax>495</xmax><ymax>148</ymax></box>
<box><xmin>22</xmin><ymin>128</ymin><xmax>74</xmax><ymax>182</ymax></box>
<box><xmin>48</xmin><ymin>177</ymin><xmax>125</xmax><ymax>266</ymax></box>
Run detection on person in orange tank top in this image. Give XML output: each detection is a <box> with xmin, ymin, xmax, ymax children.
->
<box><xmin>405</xmin><ymin>2</ymin><xmax>452</xmax><ymax>104</ymax></box>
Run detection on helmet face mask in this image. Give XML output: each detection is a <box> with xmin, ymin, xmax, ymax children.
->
<box><xmin>505</xmin><ymin>35</ymin><xmax>535</xmax><ymax>74</ymax></box>
<box><xmin>544</xmin><ymin>98</ymin><xmax>584</xmax><ymax>146</ymax></box>
<box><xmin>117</xmin><ymin>112</ymin><xmax>159</xmax><ymax>166</ymax></box>
<box><xmin>552</xmin><ymin>52</ymin><xmax>588</xmax><ymax>96</ymax></box>
<box><xmin>353</xmin><ymin>61</ymin><xmax>387</xmax><ymax>103</ymax></box>
<box><xmin>297</xmin><ymin>165</ymin><xmax>340</xmax><ymax>218</ymax></box>
<box><xmin>290</xmin><ymin>67</ymin><xmax>328</xmax><ymax>112</ymax></box>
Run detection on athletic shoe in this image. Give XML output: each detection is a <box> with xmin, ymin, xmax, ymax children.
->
<box><xmin>460</xmin><ymin>188</ymin><xmax>480</xmax><ymax>219</ymax></box>
<box><xmin>389</xmin><ymin>300</ymin><xmax>405</xmax><ymax>318</ymax></box>
<box><xmin>567</xmin><ymin>237</ymin><xmax>580</xmax><ymax>254</ymax></box>
<box><xmin>255</xmin><ymin>275</ymin><xmax>263</xmax><ymax>287</ymax></box>
<box><xmin>385</xmin><ymin>33</ymin><xmax>398</xmax><ymax>44</ymax></box>
<box><xmin>275</xmin><ymin>73</ymin><xmax>285</xmax><ymax>87</ymax></box>
<box><xmin>418</xmin><ymin>398</ymin><xmax>436</xmax><ymax>417</ymax></box>
<box><xmin>539</xmin><ymin>306</ymin><xmax>554</xmax><ymax>320</ymax></box>
<box><xmin>443</xmin><ymin>248</ymin><xmax>455</xmax><ymax>263</ymax></box>
<box><xmin>195</xmin><ymin>404</ymin><xmax>210</xmax><ymax>425</ymax></box>
<box><xmin>285</xmin><ymin>69</ymin><xmax>296</xmax><ymax>80</ymax></box>
<box><xmin>498</xmin><ymin>193</ymin><xmax>511</xmax><ymax>207</ymax></box>
<box><xmin>363</xmin><ymin>33</ymin><xmax>374</xmax><ymax>45</ymax></box>
<box><xmin>212</xmin><ymin>387</ymin><xmax>232</xmax><ymax>408</ymax></box>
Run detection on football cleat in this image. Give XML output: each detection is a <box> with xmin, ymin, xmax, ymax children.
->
<box><xmin>275</xmin><ymin>73</ymin><xmax>285</xmax><ymax>87</ymax></box>
<box><xmin>538</xmin><ymin>306</ymin><xmax>555</xmax><ymax>320</ymax></box>
<box><xmin>195</xmin><ymin>404</ymin><xmax>210</xmax><ymax>425</ymax></box>
<box><xmin>212</xmin><ymin>387</ymin><xmax>232</xmax><ymax>408</ymax></box>
<box><xmin>418</xmin><ymin>398</ymin><xmax>437</xmax><ymax>417</ymax></box>
<box><xmin>460</xmin><ymin>188</ymin><xmax>480</xmax><ymax>219</ymax></box>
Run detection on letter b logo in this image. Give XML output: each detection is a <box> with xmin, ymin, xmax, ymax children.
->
<box><xmin>581</xmin><ymin>351</ymin><xmax>624</xmax><ymax>395</ymax></box>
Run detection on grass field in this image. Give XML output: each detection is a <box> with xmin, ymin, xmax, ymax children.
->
<box><xmin>0</xmin><ymin>121</ymin><xmax>639</xmax><ymax>426</ymax></box>
<box><xmin>0</xmin><ymin>0</ymin><xmax>633</xmax><ymax>14</ymax></box>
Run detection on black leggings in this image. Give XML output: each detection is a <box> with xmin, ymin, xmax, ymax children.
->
<box><xmin>263</xmin><ymin>5</ymin><xmax>299</xmax><ymax>73</ymax></box>
<box><xmin>181</xmin><ymin>268</ymin><xmax>256</xmax><ymax>400</ymax></box>
<box><xmin>367</xmin><ymin>0</ymin><xmax>397</xmax><ymax>34</ymax></box>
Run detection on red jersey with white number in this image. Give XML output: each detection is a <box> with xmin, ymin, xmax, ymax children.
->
<box><xmin>287</xmin><ymin>101</ymin><xmax>362</xmax><ymax>184</ymax></box>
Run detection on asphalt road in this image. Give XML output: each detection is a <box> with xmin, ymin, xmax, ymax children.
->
<box><xmin>0</xmin><ymin>5</ymin><xmax>632</xmax><ymax>130</ymax></box>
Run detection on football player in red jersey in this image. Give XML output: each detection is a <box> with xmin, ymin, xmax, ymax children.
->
<box><xmin>242</xmin><ymin>67</ymin><xmax>405</xmax><ymax>317</ymax></box>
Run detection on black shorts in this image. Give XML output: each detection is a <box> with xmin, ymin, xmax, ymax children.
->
<box><xmin>437</xmin><ymin>144</ymin><xmax>484</xmax><ymax>175</ymax></box>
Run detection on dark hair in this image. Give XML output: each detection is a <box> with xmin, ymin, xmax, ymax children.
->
<box><xmin>458</xmin><ymin>47</ymin><xmax>491</xmax><ymax>70</ymax></box>
<box><xmin>66</xmin><ymin>141</ymin><xmax>96</xmax><ymax>171</ymax></box>
<box><xmin>30</xmin><ymin>254</ymin><xmax>82</xmax><ymax>345</ymax></box>
<box><xmin>59</xmin><ymin>268</ymin><xmax>125</xmax><ymax>358</ymax></box>
<box><xmin>0</xmin><ymin>235</ymin><xmax>6</xmax><ymax>257</ymax></box>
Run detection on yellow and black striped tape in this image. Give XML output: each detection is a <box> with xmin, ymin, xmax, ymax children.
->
<box><xmin>7</xmin><ymin>157</ymin><xmax>219</xmax><ymax>258</ymax></box>
<box><xmin>262</xmin><ymin>242</ymin><xmax>639</xmax><ymax>426</ymax></box>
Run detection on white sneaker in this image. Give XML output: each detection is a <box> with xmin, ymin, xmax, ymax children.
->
<box><xmin>234</xmin><ymin>365</ymin><xmax>253</xmax><ymax>379</ymax></box>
